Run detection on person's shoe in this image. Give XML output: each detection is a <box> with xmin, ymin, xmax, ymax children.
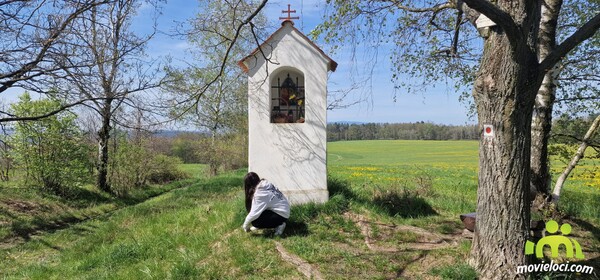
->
<box><xmin>250</xmin><ymin>226</ymin><xmax>258</xmax><ymax>232</ymax></box>
<box><xmin>274</xmin><ymin>222</ymin><xmax>286</xmax><ymax>236</ymax></box>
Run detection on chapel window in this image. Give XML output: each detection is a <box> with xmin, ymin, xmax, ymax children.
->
<box><xmin>271</xmin><ymin>70</ymin><xmax>305</xmax><ymax>123</ymax></box>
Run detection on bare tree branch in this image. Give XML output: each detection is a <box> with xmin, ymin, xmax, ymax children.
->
<box><xmin>552</xmin><ymin>114</ymin><xmax>600</xmax><ymax>203</ymax></box>
<box><xmin>0</xmin><ymin>0</ymin><xmax>113</xmax><ymax>93</ymax></box>
<box><xmin>161</xmin><ymin>0</ymin><xmax>269</xmax><ymax>126</ymax></box>
<box><xmin>460</xmin><ymin>0</ymin><xmax>521</xmax><ymax>46</ymax></box>
<box><xmin>387</xmin><ymin>0</ymin><xmax>452</xmax><ymax>13</ymax></box>
<box><xmin>555</xmin><ymin>90</ymin><xmax>600</xmax><ymax>103</ymax></box>
<box><xmin>189</xmin><ymin>0</ymin><xmax>268</xmax><ymax>104</ymax></box>
<box><xmin>540</xmin><ymin>12</ymin><xmax>600</xmax><ymax>72</ymax></box>
<box><xmin>0</xmin><ymin>97</ymin><xmax>106</xmax><ymax>122</ymax></box>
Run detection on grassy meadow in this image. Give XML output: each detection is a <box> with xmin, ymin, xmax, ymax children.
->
<box><xmin>0</xmin><ymin>140</ymin><xmax>598</xmax><ymax>279</ymax></box>
<box><xmin>329</xmin><ymin>140</ymin><xmax>480</xmax><ymax>220</ymax></box>
<box><xmin>329</xmin><ymin>140</ymin><xmax>599</xmax><ymax>224</ymax></box>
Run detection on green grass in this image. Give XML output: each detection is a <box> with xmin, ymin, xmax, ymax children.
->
<box><xmin>178</xmin><ymin>164</ymin><xmax>207</xmax><ymax>179</ymax></box>
<box><xmin>430</xmin><ymin>263</ymin><xmax>478</xmax><ymax>280</ymax></box>
<box><xmin>0</xmin><ymin>141</ymin><xmax>598</xmax><ymax>279</ymax></box>
<box><xmin>0</xmin><ymin>164</ymin><xmax>206</xmax><ymax>243</ymax></box>
<box><xmin>1</xmin><ymin>170</ymin><xmax>306</xmax><ymax>279</ymax></box>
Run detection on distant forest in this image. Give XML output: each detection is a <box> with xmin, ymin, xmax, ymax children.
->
<box><xmin>327</xmin><ymin>122</ymin><xmax>480</xmax><ymax>141</ymax></box>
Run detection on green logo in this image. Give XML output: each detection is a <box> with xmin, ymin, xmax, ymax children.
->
<box><xmin>525</xmin><ymin>220</ymin><xmax>585</xmax><ymax>259</ymax></box>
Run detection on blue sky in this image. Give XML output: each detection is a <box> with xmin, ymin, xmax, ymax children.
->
<box><xmin>142</xmin><ymin>0</ymin><xmax>475</xmax><ymax>125</ymax></box>
<box><xmin>2</xmin><ymin>0</ymin><xmax>475</xmax><ymax>125</ymax></box>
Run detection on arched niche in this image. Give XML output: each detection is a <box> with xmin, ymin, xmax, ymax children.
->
<box><xmin>270</xmin><ymin>67</ymin><xmax>305</xmax><ymax>123</ymax></box>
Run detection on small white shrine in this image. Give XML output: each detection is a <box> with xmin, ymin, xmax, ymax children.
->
<box><xmin>238</xmin><ymin>5</ymin><xmax>337</xmax><ymax>205</ymax></box>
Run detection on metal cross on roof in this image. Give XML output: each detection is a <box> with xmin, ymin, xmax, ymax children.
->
<box><xmin>279</xmin><ymin>4</ymin><xmax>299</xmax><ymax>21</ymax></box>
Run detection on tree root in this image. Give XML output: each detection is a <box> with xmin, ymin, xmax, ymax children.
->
<box><xmin>275</xmin><ymin>241</ymin><xmax>324</xmax><ymax>280</ymax></box>
<box><xmin>344</xmin><ymin>212</ymin><xmax>461</xmax><ymax>252</ymax></box>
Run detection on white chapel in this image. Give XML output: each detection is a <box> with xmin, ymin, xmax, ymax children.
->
<box><xmin>238</xmin><ymin>6</ymin><xmax>337</xmax><ymax>205</ymax></box>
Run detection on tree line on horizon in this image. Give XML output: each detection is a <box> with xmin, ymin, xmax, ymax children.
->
<box><xmin>327</xmin><ymin>114</ymin><xmax>600</xmax><ymax>144</ymax></box>
<box><xmin>327</xmin><ymin>122</ymin><xmax>480</xmax><ymax>141</ymax></box>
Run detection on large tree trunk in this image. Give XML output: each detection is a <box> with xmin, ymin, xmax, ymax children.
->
<box><xmin>468</xmin><ymin>17</ymin><xmax>540</xmax><ymax>280</ymax></box>
<box><xmin>97</xmin><ymin>100</ymin><xmax>112</xmax><ymax>193</ymax></box>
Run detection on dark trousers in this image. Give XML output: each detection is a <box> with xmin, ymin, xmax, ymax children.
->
<box><xmin>251</xmin><ymin>210</ymin><xmax>287</xmax><ymax>229</ymax></box>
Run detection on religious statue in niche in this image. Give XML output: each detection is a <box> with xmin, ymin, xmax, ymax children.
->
<box><xmin>271</xmin><ymin>73</ymin><xmax>305</xmax><ymax>123</ymax></box>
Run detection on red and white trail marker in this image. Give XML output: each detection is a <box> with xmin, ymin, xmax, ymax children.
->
<box><xmin>483</xmin><ymin>124</ymin><xmax>494</xmax><ymax>138</ymax></box>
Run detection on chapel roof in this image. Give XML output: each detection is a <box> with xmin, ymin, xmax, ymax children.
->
<box><xmin>238</xmin><ymin>20</ymin><xmax>338</xmax><ymax>73</ymax></box>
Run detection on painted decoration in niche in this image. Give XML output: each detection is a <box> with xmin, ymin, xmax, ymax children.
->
<box><xmin>271</xmin><ymin>73</ymin><xmax>305</xmax><ymax>123</ymax></box>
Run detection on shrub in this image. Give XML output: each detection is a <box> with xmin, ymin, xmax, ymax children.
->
<box><xmin>109</xmin><ymin>135</ymin><xmax>187</xmax><ymax>196</ymax></box>
<box><xmin>108</xmin><ymin>138</ymin><xmax>148</xmax><ymax>196</ymax></box>
<box><xmin>147</xmin><ymin>155</ymin><xmax>187</xmax><ymax>184</ymax></box>
<box><xmin>10</xmin><ymin>93</ymin><xmax>92</xmax><ymax>195</ymax></box>
<box><xmin>371</xmin><ymin>186</ymin><xmax>437</xmax><ymax>218</ymax></box>
<box><xmin>197</xmin><ymin>134</ymin><xmax>247</xmax><ymax>176</ymax></box>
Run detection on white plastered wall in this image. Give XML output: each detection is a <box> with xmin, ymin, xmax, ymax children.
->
<box><xmin>245</xmin><ymin>22</ymin><xmax>329</xmax><ymax>205</ymax></box>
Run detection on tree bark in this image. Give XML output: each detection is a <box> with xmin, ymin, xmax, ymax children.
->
<box><xmin>530</xmin><ymin>73</ymin><xmax>555</xmax><ymax>203</ymax></box>
<box><xmin>467</xmin><ymin>8</ymin><xmax>540</xmax><ymax>280</ymax></box>
<box><xmin>530</xmin><ymin>0</ymin><xmax>562</xmax><ymax>206</ymax></box>
<box><xmin>552</xmin><ymin>114</ymin><xmax>600</xmax><ymax>203</ymax></box>
<box><xmin>97</xmin><ymin>100</ymin><xmax>112</xmax><ymax>193</ymax></box>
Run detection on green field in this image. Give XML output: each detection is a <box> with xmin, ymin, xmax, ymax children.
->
<box><xmin>1</xmin><ymin>140</ymin><xmax>598</xmax><ymax>279</ymax></box>
<box><xmin>328</xmin><ymin>140</ymin><xmax>599</xmax><ymax>222</ymax></box>
<box><xmin>329</xmin><ymin>140</ymin><xmax>479</xmax><ymax>167</ymax></box>
<box><xmin>328</xmin><ymin>140</ymin><xmax>480</xmax><ymax>224</ymax></box>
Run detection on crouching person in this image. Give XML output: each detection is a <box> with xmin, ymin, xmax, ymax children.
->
<box><xmin>242</xmin><ymin>172</ymin><xmax>290</xmax><ymax>236</ymax></box>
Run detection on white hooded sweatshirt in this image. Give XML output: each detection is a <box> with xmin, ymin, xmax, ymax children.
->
<box><xmin>242</xmin><ymin>180</ymin><xmax>290</xmax><ymax>229</ymax></box>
